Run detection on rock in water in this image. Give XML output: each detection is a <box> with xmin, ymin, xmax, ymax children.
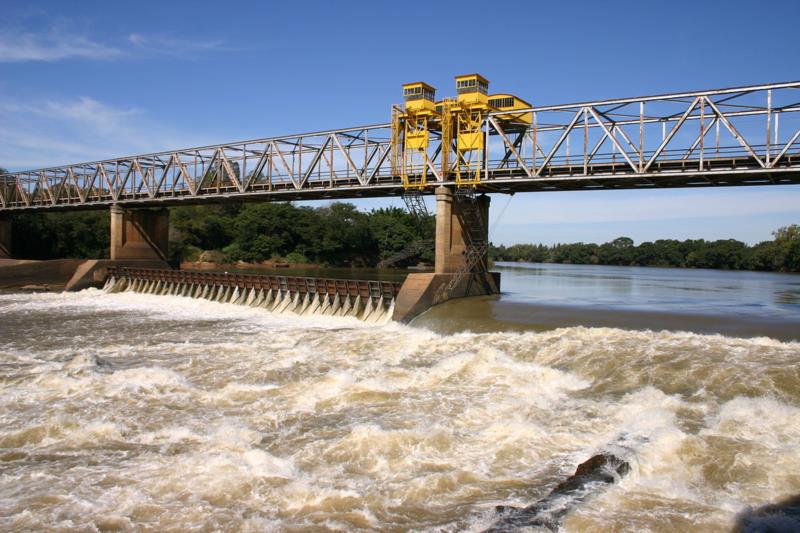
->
<box><xmin>734</xmin><ymin>494</ymin><xmax>800</xmax><ymax>533</ymax></box>
<box><xmin>484</xmin><ymin>453</ymin><xmax>630</xmax><ymax>532</ymax></box>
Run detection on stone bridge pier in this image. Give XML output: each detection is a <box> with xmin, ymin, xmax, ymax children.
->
<box><xmin>392</xmin><ymin>186</ymin><xmax>501</xmax><ymax>322</ymax></box>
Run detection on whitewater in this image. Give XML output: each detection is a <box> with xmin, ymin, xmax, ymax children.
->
<box><xmin>1</xmin><ymin>289</ymin><xmax>799</xmax><ymax>531</ymax></box>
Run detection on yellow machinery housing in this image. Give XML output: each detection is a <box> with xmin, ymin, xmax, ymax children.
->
<box><xmin>488</xmin><ymin>94</ymin><xmax>533</xmax><ymax>125</ymax></box>
<box><xmin>453</xmin><ymin>74</ymin><xmax>491</xmax><ymax>186</ymax></box>
<box><xmin>392</xmin><ymin>73</ymin><xmax>531</xmax><ymax>189</ymax></box>
<box><xmin>393</xmin><ymin>82</ymin><xmax>440</xmax><ymax>189</ymax></box>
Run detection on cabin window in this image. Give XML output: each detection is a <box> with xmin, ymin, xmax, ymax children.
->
<box><xmin>489</xmin><ymin>97</ymin><xmax>514</xmax><ymax>108</ymax></box>
<box><xmin>457</xmin><ymin>78</ymin><xmax>488</xmax><ymax>95</ymax></box>
<box><xmin>457</xmin><ymin>79</ymin><xmax>477</xmax><ymax>94</ymax></box>
<box><xmin>405</xmin><ymin>86</ymin><xmax>435</xmax><ymax>102</ymax></box>
<box><xmin>404</xmin><ymin>86</ymin><xmax>423</xmax><ymax>101</ymax></box>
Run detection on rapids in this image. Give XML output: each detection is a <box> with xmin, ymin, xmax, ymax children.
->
<box><xmin>1</xmin><ymin>289</ymin><xmax>799</xmax><ymax>531</ymax></box>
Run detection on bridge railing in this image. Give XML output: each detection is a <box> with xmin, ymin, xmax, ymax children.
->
<box><xmin>1</xmin><ymin>81</ymin><xmax>799</xmax><ymax>210</ymax></box>
<box><xmin>484</xmin><ymin>81</ymin><xmax>800</xmax><ymax>183</ymax></box>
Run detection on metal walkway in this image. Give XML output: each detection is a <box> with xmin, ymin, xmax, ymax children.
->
<box><xmin>2</xmin><ymin>81</ymin><xmax>799</xmax><ymax>211</ymax></box>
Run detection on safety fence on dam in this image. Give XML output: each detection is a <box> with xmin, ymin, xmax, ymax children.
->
<box><xmin>103</xmin><ymin>267</ymin><xmax>401</xmax><ymax>322</ymax></box>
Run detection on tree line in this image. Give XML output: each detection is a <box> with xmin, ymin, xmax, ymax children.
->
<box><xmin>170</xmin><ymin>202</ymin><xmax>432</xmax><ymax>266</ymax></box>
<box><xmin>491</xmin><ymin>227</ymin><xmax>800</xmax><ymax>272</ymax></box>
<box><xmin>9</xmin><ymin>202</ymin><xmax>434</xmax><ymax>267</ymax></box>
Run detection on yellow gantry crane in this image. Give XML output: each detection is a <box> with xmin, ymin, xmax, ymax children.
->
<box><xmin>391</xmin><ymin>73</ymin><xmax>531</xmax><ymax>189</ymax></box>
<box><xmin>392</xmin><ymin>81</ymin><xmax>439</xmax><ymax>189</ymax></box>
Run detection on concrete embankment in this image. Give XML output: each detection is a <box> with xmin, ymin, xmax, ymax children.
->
<box><xmin>0</xmin><ymin>258</ymin><xmax>87</xmax><ymax>290</ymax></box>
<box><xmin>0</xmin><ymin>259</ymin><xmax>169</xmax><ymax>291</ymax></box>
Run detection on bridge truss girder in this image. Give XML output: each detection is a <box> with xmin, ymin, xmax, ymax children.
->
<box><xmin>1</xmin><ymin>81</ymin><xmax>799</xmax><ymax>211</ymax></box>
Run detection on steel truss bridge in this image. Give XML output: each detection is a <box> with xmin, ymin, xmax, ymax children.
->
<box><xmin>1</xmin><ymin>81</ymin><xmax>799</xmax><ymax>212</ymax></box>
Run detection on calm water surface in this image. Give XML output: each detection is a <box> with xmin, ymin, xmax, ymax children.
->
<box><xmin>0</xmin><ymin>264</ymin><xmax>798</xmax><ymax>531</ymax></box>
<box><xmin>497</xmin><ymin>262</ymin><xmax>800</xmax><ymax>316</ymax></box>
<box><xmin>420</xmin><ymin>263</ymin><xmax>800</xmax><ymax>341</ymax></box>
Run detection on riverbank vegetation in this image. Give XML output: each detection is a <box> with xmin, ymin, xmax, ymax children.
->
<box><xmin>6</xmin><ymin>197</ymin><xmax>798</xmax><ymax>272</ymax></box>
<box><xmin>170</xmin><ymin>202</ymin><xmax>431</xmax><ymax>266</ymax></box>
<box><xmin>491</xmin><ymin>226</ymin><xmax>800</xmax><ymax>272</ymax></box>
<box><xmin>10</xmin><ymin>202</ymin><xmax>433</xmax><ymax>267</ymax></box>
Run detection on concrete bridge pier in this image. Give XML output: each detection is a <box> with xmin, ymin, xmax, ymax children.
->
<box><xmin>110</xmin><ymin>205</ymin><xmax>169</xmax><ymax>261</ymax></box>
<box><xmin>64</xmin><ymin>206</ymin><xmax>171</xmax><ymax>291</ymax></box>
<box><xmin>0</xmin><ymin>215</ymin><xmax>10</xmax><ymax>259</ymax></box>
<box><xmin>434</xmin><ymin>186</ymin><xmax>490</xmax><ymax>274</ymax></box>
<box><xmin>392</xmin><ymin>186</ymin><xmax>500</xmax><ymax>322</ymax></box>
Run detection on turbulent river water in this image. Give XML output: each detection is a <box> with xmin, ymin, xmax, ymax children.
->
<box><xmin>1</xmin><ymin>263</ymin><xmax>799</xmax><ymax>532</ymax></box>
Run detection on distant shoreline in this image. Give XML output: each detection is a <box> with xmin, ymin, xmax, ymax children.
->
<box><xmin>492</xmin><ymin>260</ymin><xmax>800</xmax><ymax>275</ymax></box>
<box><xmin>491</xmin><ymin>228</ymin><xmax>800</xmax><ymax>273</ymax></box>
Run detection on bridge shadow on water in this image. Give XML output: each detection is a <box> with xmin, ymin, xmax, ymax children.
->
<box><xmin>733</xmin><ymin>494</ymin><xmax>800</xmax><ymax>533</ymax></box>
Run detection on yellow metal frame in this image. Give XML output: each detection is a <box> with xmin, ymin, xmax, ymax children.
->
<box><xmin>399</xmin><ymin>110</ymin><xmax>433</xmax><ymax>190</ymax></box>
<box><xmin>393</xmin><ymin>73</ymin><xmax>530</xmax><ymax>189</ymax></box>
<box><xmin>454</xmin><ymin>109</ymin><xmax>484</xmax><ymax>188</ymax></box>
<box><xmin>394</xmin><ymin>83</ymin><xmax>441</xmax><ymax>190</ymax></box>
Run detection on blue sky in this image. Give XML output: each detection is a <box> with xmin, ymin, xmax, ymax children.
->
<box><xmin>1</xmin><ymin>0</ymin><xmax>798</xmax><ymax>245</ymax></box>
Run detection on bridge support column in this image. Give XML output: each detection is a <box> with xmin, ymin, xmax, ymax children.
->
<box><xmin>392</xmin><ymin>186</ymin><xmax>499</xmax><ymax>323</ymax></box>
<box><xmin>434</xmin><ymin>186</ymin><xmax>490</xmax><ymax>273</ymax></box>
<box><xmin>110</xmin><ymin>205</ymin><xmax>169</xmax><ymax>261</ymax></box>
<box><xmin>64</xmin><ymin>205</ymin><xmax>172</xmax><ymax>291</ymax></box>
<box><xmin>0</xmin><ymin>215</ymin><xmax>10</xmax><ymax>259</ymax></box>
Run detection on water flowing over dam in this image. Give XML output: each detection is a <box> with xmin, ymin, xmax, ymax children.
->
<box><xmin>2</xmin><ymin>262</ymin><xmax>800</xmax><ymax>532</ymax></box>
<box><xmin>103</xmin><ymin>267</ymin><xmax>399</xmax><ymax>323</ymax></box>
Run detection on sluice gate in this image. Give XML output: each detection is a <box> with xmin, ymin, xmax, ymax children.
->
<box><xmin>103</xmin><ymin>267</ymin><xmax>401</xmax><ymax>323</ymax></box>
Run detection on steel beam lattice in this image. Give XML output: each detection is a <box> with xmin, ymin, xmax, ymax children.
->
<box><xmin>1</xmin><ymin>81</ymin><xmax>799</xmax><ymax>211</ymax></box>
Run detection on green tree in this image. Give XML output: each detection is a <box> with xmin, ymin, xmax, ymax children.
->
<box><xmin>11</xmin><ymin>211</ymin><xmax>109</xmax><ymax>259</ymax></box>
<box><xmin>772</xmin><ymin>225</ymin><xmax>800</xmax><ymax>271</ymax></box>
<box><xmin>369</xmin><ymin>207</ymin><xmax>422</xmax><ymax>263</ymax></box>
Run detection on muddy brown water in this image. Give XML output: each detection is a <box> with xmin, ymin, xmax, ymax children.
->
<box><xmin>0</xmin><ymin>262</ymin><xmax>798</xmax><ymax>531</ymax></box>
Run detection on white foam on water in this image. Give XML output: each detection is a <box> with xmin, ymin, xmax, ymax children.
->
<box><xmin>1</xmin><ymin>288</ymin><xmax>379</xmax><ymax>332</ymax></box>
<box><xmin>1</xmin><ymin>290</ymin><xmax>799</xmax><ymax>531</ymax></box>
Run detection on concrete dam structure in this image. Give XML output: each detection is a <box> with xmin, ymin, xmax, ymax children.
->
<box><xmin>103</xmin><ymin>267</ymin><xmax>401</xmax><ymax>323</ymax></box>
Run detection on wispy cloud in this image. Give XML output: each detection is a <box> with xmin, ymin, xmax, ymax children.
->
<box><xmin>0</xmin><ymin>95</ymin><xmax>208</xmax><ymax>169</ymax></box>
<box><xmin>0</xmin><ymin>30</ymin><xmax>121</xmax><ymax>62</ymax></box>
<box><xmin>127</xmin><ymin>33</ymin><xmax>232</xmax><ymax>58</ymax></box>
<box><xmin>0</xmin><ymin>27</ymin><xmax>231</xmax><ymax>63</ymax></box>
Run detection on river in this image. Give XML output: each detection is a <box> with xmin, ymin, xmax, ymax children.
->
<box><xmin>1</xmin><ymin>263</ymin><xmax>799</xmax><ymax>531</ymax></box>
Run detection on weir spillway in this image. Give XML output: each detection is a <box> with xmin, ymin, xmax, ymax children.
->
<box><xmin>104</xmin><ymin>267</ymin><xmax>400</xmax><ymax>323</ymax></box>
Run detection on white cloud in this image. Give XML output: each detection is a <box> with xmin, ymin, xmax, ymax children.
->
<box><xmin>0</xmin><ymin>30</ymin><xmax>120</xmax><ymax>62</ymax></box>
<box><xmin>127</xmin><ymin>33</ymin><xmax>231</xmax><ymax>57</ymax></box>
<box><xmin>0</xmin><ymin>27</ymin><xmax>230</xmax><ymax>63</ymax></box>
<box><xmin>0</xmin><ymin>95</ymin><xmax>208</xmax><ymax>170</ymax></box>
